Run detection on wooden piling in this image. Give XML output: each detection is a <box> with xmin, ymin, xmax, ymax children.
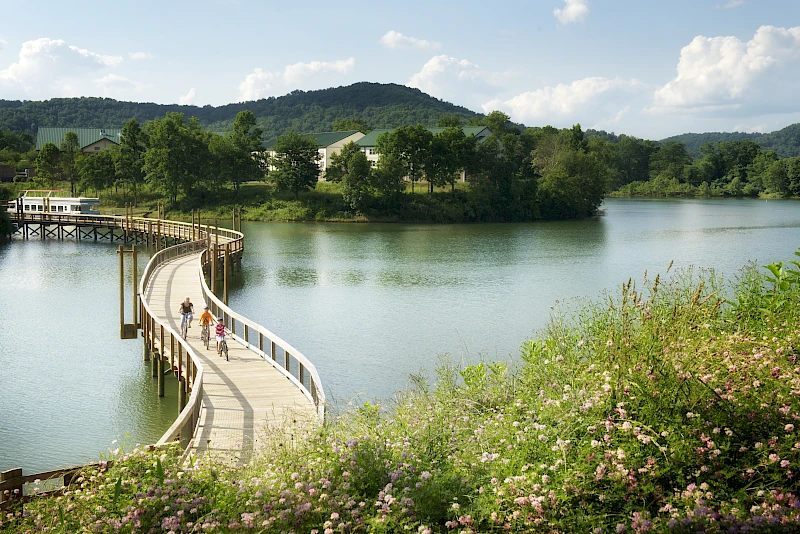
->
<box><xmin>224</xmin><ymin>243</ymin><xmax>230</xmax><ymax>305</ymax></box>
<box><xmin>157</xmin><ymin>356</ymin><xmax>164</xmax><ymax>397</ymax></box>
<box><xmin>131</xmin><ymin>245</ymin><xmax>138</xmax><ymax>328</ymax></box>
<box><xmin>117</xmin><ymin>245</ymin><xmax>125</xmax><ymax>338</ymax></box>
<box><xmin>211</xmin><ymin>243</ymin><xmax>218</xmax><ymax>294</ymax></box>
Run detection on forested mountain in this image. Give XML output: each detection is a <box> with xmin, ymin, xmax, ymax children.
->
<box><xmin>661</xmin><ymin>124</ymin><xmax>800</xmax><ymax>158</ymax></box>
<box><xmin>0</xmin><ymin>83</ymin><xmax>481</xmax><ymax>140</ymax></box>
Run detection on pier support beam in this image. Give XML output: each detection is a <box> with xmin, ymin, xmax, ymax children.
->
<box><xmin>157</xmin><ymin>356</ymin><xmax>165</xmax><ymax>397</ymax></box>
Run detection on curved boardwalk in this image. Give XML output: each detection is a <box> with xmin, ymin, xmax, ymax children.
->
<box><xmin>144</xmin><ymin>252</ymin><xmax>318</xmax><ymax>463</ymax></box>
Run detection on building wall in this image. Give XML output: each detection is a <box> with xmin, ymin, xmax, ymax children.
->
<box><xmin>81</xmin><ymin>139</ymin><xmax>117</xmax><ymax>154</ymax></box>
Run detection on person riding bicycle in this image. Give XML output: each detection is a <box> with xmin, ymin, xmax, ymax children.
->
<box><xmin>178</xmin><ymin>297</ymin><xmax>194</xmax><ymax>331</ymax></box>
<box><xmin>215</xmin><ymin>316</ymin><xmax>226</xmax><ymax>355</ymax></box>
<box><xmin>200</xmin><ymin>305</ymin><xmax>213</xmax><ymax>329</ymax></box>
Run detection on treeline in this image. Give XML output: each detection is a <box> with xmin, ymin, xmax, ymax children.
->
<box><xmin>275</xmin><ymin>112</ymin><xmax>607</xmax><ymax>221</ymax></box>
<box><xmin>610</xmin><ymin>137</ymin><xmax>800</xmax><ymax>198</ymax></box>
<box><xmin>661</xmin><ymin>123</ymin><xmax>800</xmax><ymax>158</ymax></box>
<box><xmin>29</xmin><ymin>111</ymin><xmax>264</xmax><ymax>205</ymax></box>
<box><xmin>0</xmin><ymin>83</ymin><xmax>480</xmax><ymax>141</ymax></box>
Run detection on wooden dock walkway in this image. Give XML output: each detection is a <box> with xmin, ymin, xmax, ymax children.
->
<box><xmin>6</xmin><ymin>211</ymin><xmax>326</xmax><ymax>468</ymax></box>
<box><xmin>144</xmin><ymin>252</ymin><xmax>318</xmax><ymax>463</ymax></box>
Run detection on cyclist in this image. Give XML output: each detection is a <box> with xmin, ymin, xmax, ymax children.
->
<box><xmin>178</xmin><ymin>297</ymin><xmax>194</xmax><ymax>331</ymax></box>
<box><xmin>215</xmin><ymin>316</ymin><xmax>226</xmax><ymax>355</ymax></box>
<box><xmin>200</xmin><ymin>305</ymin><xmax>214</xmax><ymax>341</ymax></box>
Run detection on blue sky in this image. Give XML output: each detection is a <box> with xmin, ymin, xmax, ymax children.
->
<box><xmin>1</xmin><ymin>0</ymin><xmax>800</xmax><ymax>139</ymax></box>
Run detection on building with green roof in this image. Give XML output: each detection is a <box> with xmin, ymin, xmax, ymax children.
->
<box><xmin>356</xmin><ymin>126</ymin><xmax>491</xmax><ymax>169</ymax></box>
<box><xmin>264</xmin><ymin>130</ymin><xmax>365</xmax><ymax>178</ymax></box>
<box><xmin>36</xmin><ymin>128</ymin><xmax>122</xmax><ymax>153</ymax></box>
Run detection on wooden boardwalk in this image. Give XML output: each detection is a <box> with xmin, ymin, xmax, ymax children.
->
<box><xmin>144</xmin><ymin>252</ymin><xmax>318</xmax><ymax>463</ymax></box>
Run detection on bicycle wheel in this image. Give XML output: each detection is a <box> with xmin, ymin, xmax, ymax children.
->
<box><xmin>222</xmin><ymin>340</ymin><xmax>228</xmax><ymax>361</ymax></box>
<box><xmin>203</xmin><ymin>328</ymin><xmax>209</xmax><ymax>349</ymax></box>
<box><xmin>181</xmin><ymin>321</ymin><xmax>187</xmax><ymax>339</ymax></box>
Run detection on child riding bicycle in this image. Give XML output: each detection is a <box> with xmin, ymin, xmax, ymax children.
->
<box><xmin>215</xmin><ymin>316</ymin><xmax>226</xmax><ymax>355</ymax></box>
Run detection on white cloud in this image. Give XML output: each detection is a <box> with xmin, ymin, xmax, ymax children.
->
<box><xmin>553</xmin><ymin>0</ymin><xmax>589</xmax><ymax>25</ymax></box>
<box><xmin>379</xmin><ymin>31</ymin><xmax>441</xmax><ymax>50</ymax></box>
<box><xmin>0</xmin><ymin>37</ymin><xmax>123</xmax><ymax>98</ymax></box>
<box><xmin>283</xmin><ymin>57</ymin><xmax>355</xmax><ymax>84</ymax></box>
<box><xmin>179</xmin><ymin>88</ymin><xmax>199</xmax><ymax>105</ymax></box>
<box><xmin>651</xmin><ymin>26</ymin><xmax>800</xmax><ymax>115</ymax></box>
<box><xmin>407</xmin><ymin>54</ymin><xmax>507</xmax><ymax>105</ymax></box>
<box><xmin>718</xmin><ymin>0</ymin><xmax>744</xmax><ymax>8</ymax></box>
<box><xmin>93</xmin><ymin>73</ymin><xmax>150</xmax><ymax>96</ymax></box>
<box><xmin>128</xmin><ymin>51</ymin><xmax>152</xmax><ymax>60</ymax></box>
<box><xmin>484</xmin><ymin>76</ymin><xmax>646</xmax><ymax>127</ymax></box>
<box><xmin>238</xmin><ymin>57</ymin><xmax>355</xmax><ymax>101</ymax></box>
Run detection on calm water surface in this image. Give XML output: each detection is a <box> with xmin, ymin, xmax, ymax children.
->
<box><xmin>0</xmin><ymin>241</ymin><xmax>177</xmax><ymax>473</ymax></box>
<box><xmin>228</xmin><ymin>198</ymin><xmax>800</xmax><ymax>406</ymax></box>
<box><xmin>1</xmin><ymin>198</ymin><xmax>799</xmax><ymax>472</ymax></box>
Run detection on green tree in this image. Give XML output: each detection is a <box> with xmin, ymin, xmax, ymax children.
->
<box><xmin>437</xmin><ymin>115</ymin><xmax>463</xmax><ymax>128</ymax></box>
<box><xmin>481</xmin><ymin>110</ymin><xmax>512</xmax><ymax>136</ymax></box>
<box><xmin>144</xmin><ymin>113</ymin><xmax>208</xmax><ymax>206</ymax></box>
<box><xmin>427</xmin><ymin>127</ymin><xmax>477</xmax><ymax>192</ymax></box>
<box><xmin>78</xmin><ymin>150</ymin><xmax>116</xmax><ymax>195</ymax></box>
<box><xmin>34</xmin><ymin>142</ymin><xmax>60</xmax><ymax>188</ymax></box>
<box><xmin>339</xmin><ymin>146</ymin><xmax>373</xmax><ymax>212</ymax></box>
<box><xmin>60</xmin><ymin>131</ymin><xmax>80</xmax><ymax>195</ymax></box>
<box><xmin>371</xmin><ymin>153</ymin><xmax>405</xmax><ymax>205</ymax></box>
<box><xmin>375</xmin><ymin>125</ymin><xmax>433</xmax><ymax>194</ymax></box>
<box><xmin>649</xmin><ymin>142</ymin><xmax>691</xmax><ymax>180</ymax></box>
<box><xmin>115</xmin><ymin>119</ymin><xmax>147</xmax><ymax>205</ymax></box>
<box><xmin>226</xmin><ymin>110</ymin><xmax>265</xmax><ymax>194</ymax></box>
<box><xmin>270</xmin><ymin>131</ymin><xmax>320</xmax><ymax>199</ymax></box>
<box><xmin>326</xmin><ymin>142</ymin><xmax>364</xmax><ymax>183</ymax></box>
<box><xmin>332</xmin><ymin>118</ymin><xmax>370</xmax><ymax>133</ymax></box>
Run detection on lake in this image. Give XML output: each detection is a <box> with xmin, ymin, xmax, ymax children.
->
<box><xmin>1</xmin><ymin>197</ymin><xmax>799</xmax><ymax>472</ymax></box>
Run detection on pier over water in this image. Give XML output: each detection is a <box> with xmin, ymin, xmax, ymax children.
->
<box><xmin>5</xmin><ymin>211</ymin><xmax>325</xmax><ymax>466</ymax></box>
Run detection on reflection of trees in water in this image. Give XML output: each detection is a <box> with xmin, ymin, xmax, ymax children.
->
<box><xmin>276</xmin><ymin>266</ymin><xmax>319</xmax><ymax>287</ymax></box>
<box><xmin>115</xmin><ymin>361</ymin><xmax>179</xmax><ymax>446</ymax></box>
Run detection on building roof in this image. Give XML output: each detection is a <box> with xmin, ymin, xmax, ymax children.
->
<box><xmin>356</xmin><ymin>126</ymin><xmax>491</xmax><ymax>147</ymax></box>
<box><xmin>36</xmin><ymin>128</ymin><xmax>122</xmax><ymax>150</ymax></box>
<box><xmin>263</xmin><ymin>130</ymin><xmax>362</xmax><ymax>150</ymax></box>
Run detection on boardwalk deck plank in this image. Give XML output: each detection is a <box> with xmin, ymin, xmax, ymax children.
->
<box><xmin>144</xmin><ymin>253</ymin><xmax>317</xmax><ymax>463</ymax></box>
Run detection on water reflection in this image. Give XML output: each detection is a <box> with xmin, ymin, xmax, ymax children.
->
<box><xmin>231</xmin><ymin>199</ymin><xmax>799</xmax><ymax>407</ymax></box>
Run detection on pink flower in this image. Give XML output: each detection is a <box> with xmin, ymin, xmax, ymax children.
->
<box><xmin>786</xmin><ymin>424</ymin><xmax>795</xmax><ymax>433</ymax></box>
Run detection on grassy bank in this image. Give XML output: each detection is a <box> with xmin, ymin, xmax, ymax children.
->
<box><xmin>3</xmin><ymin>254</ymin><xmax>800</xmax><ymax>532</ymax></box>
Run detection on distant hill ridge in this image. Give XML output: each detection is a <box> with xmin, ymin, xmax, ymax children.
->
<box><xmin>0</xmin><ymin>82</ymin><xmax>482</xmax><ymax>141</ymax></box>
<box><xmin>661</xmin><ymin>124</ymin><xmax>800</xmax><ymax>158</ymax></box>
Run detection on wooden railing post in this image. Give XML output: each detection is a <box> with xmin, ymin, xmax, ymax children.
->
<box><xmin>0</xmin><ymin>468</ymin><xmax>23</xmax><ymax>505</ymax></box>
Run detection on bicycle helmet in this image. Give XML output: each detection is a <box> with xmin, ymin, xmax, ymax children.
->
<box><xmin>217</xmin><ymin>316</ymin><xmax>224</xmax><ymax>321</ymax></box>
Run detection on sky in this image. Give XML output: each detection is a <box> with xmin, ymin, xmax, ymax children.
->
<box><xmin>1</xmin><ymin>0</ymin><xmax>800</xmax><ymax>139</ymax></box>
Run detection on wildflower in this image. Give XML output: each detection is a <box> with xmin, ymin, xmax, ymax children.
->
<box><xmin>786</xmin><ymin>424</ymin><xmax>795</xmax><ymax>433</ymax></box>
<box><xmin>607</xmin><ymin>340</ymin><xmax>614</xmax><ymax>347</ymax></box>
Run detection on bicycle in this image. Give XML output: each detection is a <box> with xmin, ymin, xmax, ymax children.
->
<box><xmin>201</xmin><ymin>324</ymin><xmax>210</xmax><ymax>349</ymax></box>
<box><xmin>180</xmin><ymin>317</ymin><xmax>188</xmax><ymax>339</ymax></box>
<box><xmin>218</xmin><ymin>337</ymin><xmax>229</xmax><ymax>361</ymax></box>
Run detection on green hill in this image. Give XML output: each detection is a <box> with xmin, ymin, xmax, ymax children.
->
<box><xmin>0</xmin><ymin>83</ymin><xmax>482</xmax><ymax>140</ymax></box>
<box><xmin>661</xmin><ymin>123</ymin><xmax>800</xmax><ymax>158</ymax></box>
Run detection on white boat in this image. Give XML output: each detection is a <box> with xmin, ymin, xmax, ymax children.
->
<box><xmin>7</xmin><ymin>190</ymin><xmax>101</xmax><ymax>215</ymax></box>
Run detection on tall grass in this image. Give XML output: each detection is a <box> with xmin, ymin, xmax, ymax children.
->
<box><xmin>4</xmin><ymin>255</ymin><xmax>800</xmax><ymax>532</ymax></box>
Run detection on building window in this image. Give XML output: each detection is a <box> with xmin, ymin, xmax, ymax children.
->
<box><xmin>94</xmin><ymin>146</ymin><xmax>101</xmax><ymax>151</ymax></box>
<box><xmin>38</xmin><ymin>205</ymin><xmax>43</xmax><ymax>211</ymax></box>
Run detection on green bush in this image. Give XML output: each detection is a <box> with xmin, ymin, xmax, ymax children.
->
<box><xmin>4</xmin><ymin>255</ymin><xmax>800</xmax><ymax>533</ymax></box>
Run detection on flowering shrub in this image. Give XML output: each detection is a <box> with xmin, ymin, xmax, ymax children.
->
<box><xmin>3</xmin><ymin>255</ymin><xmax>800</xmax><ymax>532</ymax></box>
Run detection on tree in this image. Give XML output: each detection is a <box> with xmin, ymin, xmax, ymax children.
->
<box><xmin>144</xmin><ymin>113</ymin><xmax>209</xmax><ymax>206</ymax></box>
<box><xmin>332</xmin><ymin>118</ymin><xmax>370</xmax><ymax>133</ymax></box>
<box><xmin>115</xmin><ymin>119</ymin><xmax>147</xmax><ymax>205</ymax></box>
<box><xmin>60</xmin><ymin>131</ymin><xmax>80</xmax><ymax>195</ymax></box>
<box><xmin>78</xmin><ymin>150</ymin><xmax>116</xmax><ymax>195</ymax></box>
<box><xmin>375</xmin><ymin>125</ymin><xmax>433</xmax><ymax>194</ymax></box>
<box><xmin>427</xmin><ymin>127</ymin><xmax>477</xmax><ymax>192</ymax></box>
<box><xmin>649</xmin><ymin>142</ymin><xmax>691</xmax><ymax>180</ymax></box>
<box><xmin>226</xmin><ymin>110</ymin><xmax>264</xmax><ymax>194</ymax></box>
<box><xmin>270</xmin><ymin>131</ymin><xmax>320</xmax><ymax>199</ymax></box>
<box><xmin>482</xmin><ymin>110</ymin><xmax>512</xmax><ymax>136</ymax></box>
<box><xmin>326</xmin><ymin>142</ymin><xmax>364</xmax><ymax>183</ymax></box>
<box><xmin>437</xmin><ymin>115</ymin><xmax>463</xmax><ymax>128</ymax></box>
<box><xmin>339</xmin><ymin>147</ymin><xmax>373</xmax><ymax>212</ymax></box>
<box><xmin>371</xmin><ymin>153</ymin><xmax>405</xmax><ymax>205</ymax></box>
<box><xmin>34</xmin><ymin>142</ymin><xmax>60</xmax><ymax>188</ymax></box>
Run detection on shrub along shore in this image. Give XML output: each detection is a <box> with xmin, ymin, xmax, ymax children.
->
<box><xmin>3</xmin><ymin>253</ymin><xmax>800</xmax><ymax>533</ymax></box>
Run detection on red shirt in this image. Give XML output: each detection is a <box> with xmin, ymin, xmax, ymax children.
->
<box><xmin>215</xmin><ymin>323</ymin><xmax>226</xmax><ymax>337</ymax></box>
